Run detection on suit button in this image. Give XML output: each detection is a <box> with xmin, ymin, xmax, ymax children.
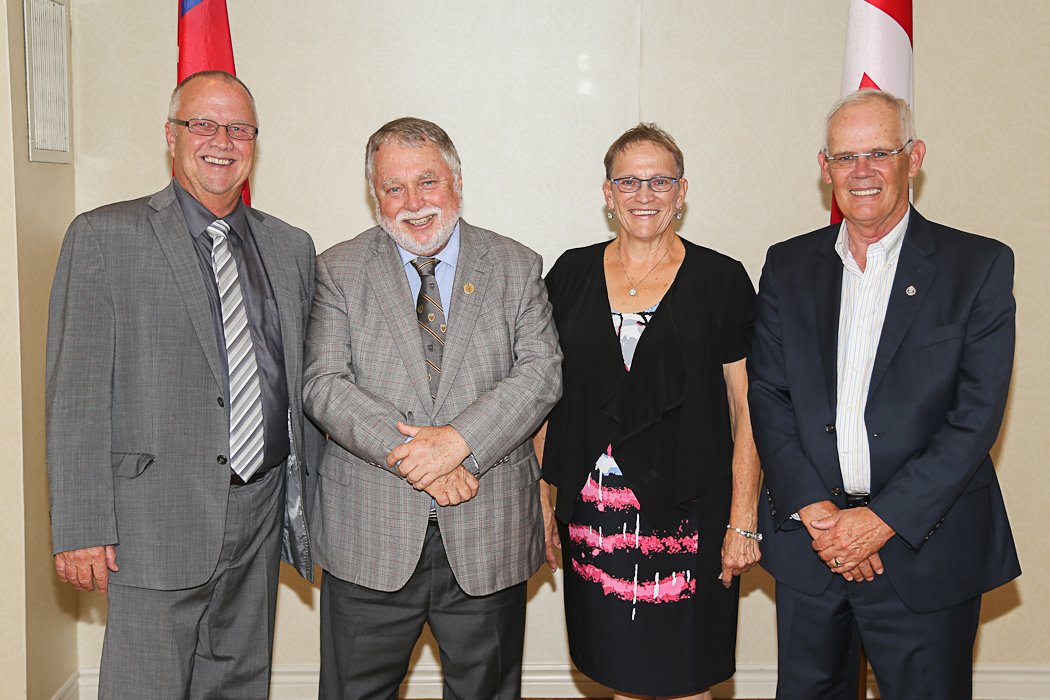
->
<box><xmin>831</xmin><ymin>488</ymin><xmax>843</xmax><ymax>496</ymax></box>
<box><xmin>825</xmin><ymin>424</ymin><xmax>836</xmax><ymax>434</ymax></box>
<box><xmin>217</xmin><ymin>455</ymin><xmax>228</xmax><ymax>465</ymax></box>
<box><xmin>217</xmin><ymin>397</ymin><xmax>225</xmax><ymax>407</ymax></box>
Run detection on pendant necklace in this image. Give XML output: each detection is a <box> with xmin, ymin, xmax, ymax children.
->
<box><xmin>617</xmin><ymin>235</ymin><xmax>674</xmax><ymax>296</ymax></box>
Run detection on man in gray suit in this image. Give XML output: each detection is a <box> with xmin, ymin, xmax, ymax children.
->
<box><xmin>304</xmin><ymin>117</ymin><xmax>562</xmax><ymax>699</ymax></box>
<box><xmin>46</xmin><ymin>70</ymin><xmax>317</xmax><ymax>699</ymax></box>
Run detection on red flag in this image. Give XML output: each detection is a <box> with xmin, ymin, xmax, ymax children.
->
<box><xmin>177</xmin><ymin>0</ymin><xmax>250</xmax><ymax>205</ymax></box>
<box><xmin>831</xmin><ymin>0</ymin><xmax>913</xmax><ymax>223</ymax></box>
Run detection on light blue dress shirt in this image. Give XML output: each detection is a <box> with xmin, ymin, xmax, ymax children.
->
<box><xmin>395</xmin><ymin>221</ymin><xmax>461</xmax><ymax>318</ymax></box>
<box><xmin>392</xmin><ymin>222</ymin><xmax>478</xmax><ymax>488</ymax></box>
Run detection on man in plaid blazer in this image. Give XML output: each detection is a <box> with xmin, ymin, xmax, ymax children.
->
<box><xmin>303</xmin><ymin>117</ymin><xmax>563</xmax><ymax>699</ymax></box>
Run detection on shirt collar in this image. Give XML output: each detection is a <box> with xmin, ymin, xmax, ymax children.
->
<box><xmin>834</xmin><ymin>207</ymin><xmax>911</xmax><ymax>268</ymax></box>
<box><xmin>396</xmin><ymin>220</ymin><xmax>462</xmax><ymax>270</ymax></box>
<box><xmin>172</xmin><ymin>177</ymin><xmax>249</xmax><ymax>242</ymax></box>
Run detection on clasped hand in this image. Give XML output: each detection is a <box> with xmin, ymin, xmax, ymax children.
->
<box><xmin>800</xmin><ymin>501</ymin><xmax>895</xmax><ymax>582</ymax></box>
<box><xmin>387</xmin><ymin>422</ymin><xmax>478</xmax><ymax>506</ymax></box>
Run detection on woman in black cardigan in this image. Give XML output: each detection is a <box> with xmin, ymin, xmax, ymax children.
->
<box><xmin>535</xmin><ymin>124</ymin><xmax>761</xmax><ymax>700</ymax></box>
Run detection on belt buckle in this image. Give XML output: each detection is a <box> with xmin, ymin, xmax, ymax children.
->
<box><xmin>845</xmin><ymin>492</ymin><xmax>870</xmax><ymax>509</ymax></box>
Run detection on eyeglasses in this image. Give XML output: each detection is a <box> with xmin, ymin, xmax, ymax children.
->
<box><xmin>824</xmin><ymin>140</ymin><xmax>912</xmax><ymax>170</ymax></box>
<box><xmin>168</xmin><ymin>118</ymin><xmax>259</xmax><ymax>141</ymax></box>
<box><xmin>610</xmin><ymin>176</ymin><xmax>679</xmax><ymax>193</ymax></box>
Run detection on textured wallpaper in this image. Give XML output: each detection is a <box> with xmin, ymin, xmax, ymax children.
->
<box><xmin>66</xmin><ymin>0</ymin><xmax>1050</xmax><ymax>688</ymax></box>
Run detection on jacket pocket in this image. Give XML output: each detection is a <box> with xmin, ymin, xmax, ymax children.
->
<box><xmin>508</xmin><ymin>451</ymin><xmax>541</xmax><ymax>490</ymax></box>
<box><xmin>904</xmin><ymin>322</ymin><xmax>966</xmax><ymax>349</ymax></box>
<box><xmin>318</xmin><ymin>446</ymin><xmax>354</xmax><ymax>486</ymax></box>
<box><xmin>112</xmin><ymin>452</ymin><xmax>156</xmax><ymax>478</ymax></box>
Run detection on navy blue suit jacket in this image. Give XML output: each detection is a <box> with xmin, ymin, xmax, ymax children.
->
<box><xmin>748</xmin><ymin>208</ymin><xmax>1020</xmax><ymax>613</ymax></box>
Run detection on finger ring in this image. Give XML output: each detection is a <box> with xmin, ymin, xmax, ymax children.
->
<box><xmin>833</xmin><ymin>557</ymin><xmax>843</xmax><ymax>566</ymax></box>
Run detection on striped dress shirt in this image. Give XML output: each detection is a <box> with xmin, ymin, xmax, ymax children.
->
<box><xmin>834</xmin><ymin>210</ymin><xmax>909</xmax><ymax>494</ymax></box>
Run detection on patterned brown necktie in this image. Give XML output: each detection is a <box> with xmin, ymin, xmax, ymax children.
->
<box><xmin>411</xmin><ymin>257</ymin><xmax>446</xmax><ymax>401</ymax></box>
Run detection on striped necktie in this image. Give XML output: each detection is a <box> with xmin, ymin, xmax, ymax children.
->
<box><xmin>411</xmin><ymin>257</ymin><xmax>446</xmax><ymax>401</ymax></box>
<box><xmin>206</xmin><ymin>219</ymin><xmax>265</xmax><ymax>481</ymax></box>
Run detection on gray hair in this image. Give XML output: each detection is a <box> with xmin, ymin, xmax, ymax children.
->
<box><xmin>168</xmin><ymin>70</ymin><xmax>258</xmax><ymax>124</ymax></box>
<box><xmin>822</xmin><ymin>89</ymin><xmax>916</xmax><ymax>155</ymax></box>
<box><xmin>604</xmin><ymin>123</ymin><xmax>684</xmax><ymax>179</ymax></box>
<box><xmin>365</xmin><ymin>118</ymin><xmax>462</xmax><ymax>198</ymax></box>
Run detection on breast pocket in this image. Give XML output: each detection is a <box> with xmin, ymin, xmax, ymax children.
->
<box><xmin>904</xmin><ymin>322</ymin><xmax>966</xmax><ymax>349</ymax></box>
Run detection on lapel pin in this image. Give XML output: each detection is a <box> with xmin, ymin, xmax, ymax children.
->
<box><xmin>464</xmin><ymin>283</ymin><xmax>475</xmax><ymax>294</ymax></box>
<box><xmin>906</xmin><ymin>285</ymin><xmax>916</xmax><ymax>296</ymax></box>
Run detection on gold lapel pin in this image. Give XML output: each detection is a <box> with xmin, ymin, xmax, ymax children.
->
<box><xmin>906</xmin><ymin>285</ymin><xmax>916</xmax><ymax>296</ymax></box>
<box><xmin>464</xmin><ymin>283</ymin><xmax>475</xmax><ymax>294</ymax></box>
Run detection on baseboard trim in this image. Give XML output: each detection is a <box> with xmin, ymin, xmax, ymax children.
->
<box><xmin>51</xmin><ymin>671</ymin><xmax>79</xmax><ymax>700</ymax></box>
<box><xmin>73</xmin><ymin>663</ymin><xmax>1050</xmax><ymax>699</ymax></box>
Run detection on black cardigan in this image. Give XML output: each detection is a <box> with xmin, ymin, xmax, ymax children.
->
<box><xmin>542</xmin><ymin>238</ymin><xmax>755</xmax><ymax>528</ymax></box>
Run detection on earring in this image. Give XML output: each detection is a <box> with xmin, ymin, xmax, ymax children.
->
<box><xmin>675</xmin><ymin>208</ymin><xmax>683</xmax><ymax>220</ymax></box>
<box><xmin>607</xmin><ymin>210</ymin><xmax>615</xmax><ymax>219</ymax></box>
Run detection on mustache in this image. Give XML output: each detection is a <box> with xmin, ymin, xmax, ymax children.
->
<box><xmin>397</xmin><ymin>205</ymin><xmax>442</xmax><ymax>223</ymax></box>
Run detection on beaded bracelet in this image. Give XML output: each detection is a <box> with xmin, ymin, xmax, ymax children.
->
<box><xmin>727</xmin><ymin>524</ymin><xmax>763</xmax><ymax>541</ymax></box>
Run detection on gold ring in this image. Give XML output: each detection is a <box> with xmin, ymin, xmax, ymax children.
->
<box><xmin>833</xmin><ymin>557</ymin><xmax>843</xmax><ymax>566</ymax></box>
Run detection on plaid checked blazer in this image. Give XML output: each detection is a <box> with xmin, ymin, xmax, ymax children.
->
<box><xmin>303</xmin><ymin>220</ymin><xmax>563</xmax><ymax>596</ymax></box>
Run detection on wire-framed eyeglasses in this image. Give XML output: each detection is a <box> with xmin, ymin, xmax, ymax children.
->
<box><xmin>824</xmin><ymin>140</ymin><xmax>912</xmax><ymax>170</ymax></box>
<box><xmin>610</xmin><ymin>176</ymin><xmax>679</xmax><ymax>193</ymax></box>
<box><xmin>168</xmin><ymin>118</ymin><xmax>259</xmax><ymax>141</ymax></box>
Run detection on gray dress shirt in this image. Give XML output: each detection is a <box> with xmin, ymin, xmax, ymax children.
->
<box><xmin>174</xmin><ymin>179</ymin><xmax>290</xmax><ymax>470</ymax></box>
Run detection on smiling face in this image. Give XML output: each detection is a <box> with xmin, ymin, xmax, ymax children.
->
<box><xmin>165</xmin><ymin>75</ymin><xmax>257</xmax><ymax>217</ymax></box>
<box><xmin>603</xmin><ymin>141</ymin><xmax>687</xmax><ymax>244</ymax></box>
<box><xmin>371</xmin><ymin>139</ymin><xmax>463</xmax><ymax>256</ymax></box>
<box><xmin>820</xmin><ymin>99</ymin><xmax>925</xmax><ymax>241</ymax></box>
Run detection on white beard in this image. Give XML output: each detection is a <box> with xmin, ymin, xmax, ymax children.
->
<box><xmin>378</xmin><ymin>203</ymin><xmax>461</xmax><ymax>257</ymax></box>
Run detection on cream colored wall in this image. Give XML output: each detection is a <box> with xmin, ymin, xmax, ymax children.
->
<box><xmin>65</xmin><ymin>0</ymin><xmax>1049</xmax><ymax>692</ymax></box>
<box><xmin>0</xmin><ymin>3</ymin><xmax>27</xmax><ymax>697</ymax></box>
<box><xmin>9</xmin><ymin>0</ymin><xmax>80</xmax><ymax>691</ymax></box>
<box><xmin>2</xmin><ymin>0</ymin><xmax>80</xmax><ymax>698</ymax></box>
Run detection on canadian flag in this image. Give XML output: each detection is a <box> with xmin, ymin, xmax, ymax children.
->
<box><xmin>832</xmin><ymin>0</ymin><xmax>913</xmax><ymax>223</ymax></box>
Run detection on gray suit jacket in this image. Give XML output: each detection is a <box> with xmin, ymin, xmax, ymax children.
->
<box><xmin>46</xmin><ymin>182</ymin><xmax>320</xmax><ymax>589</ymax></box>
<box><xmin>303</xmin><ymin>220</ymin><xmax>562</xmax><ymax>596</ymax></box>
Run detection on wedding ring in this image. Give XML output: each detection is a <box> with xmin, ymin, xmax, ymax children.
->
<box><xmin>833</xmin><ymin>557</ymin><xmax>843</xmax><ymax>566</ymax></box>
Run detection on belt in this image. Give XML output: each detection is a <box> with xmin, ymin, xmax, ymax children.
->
<box><xmin>845</xmin><ymin>492</ymin><xmax>870</xmax><ymax>508</ymax></box>
<box><xmin>230</xmin><ymin>465</ymin><xmax>275</xmax><ymax>486</ymax></box>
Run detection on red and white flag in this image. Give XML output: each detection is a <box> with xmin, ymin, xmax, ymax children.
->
<box><xmin>832</xmin><ymin>0</ymin><xmax>913</xmax><ymax>222</ymax></box>
<box><xmin>177</xmin><ymin>0</ymin><xmax>250</xmax><ymax>205</ymax></box>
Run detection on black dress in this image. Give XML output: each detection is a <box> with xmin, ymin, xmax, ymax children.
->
<box><xmin>543</xmin><ymin>240</ymin><xmax>755</xmax><ymax>695</ymax></box>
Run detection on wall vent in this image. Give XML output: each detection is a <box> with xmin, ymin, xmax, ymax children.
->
<box><xmin>24</xmin><ymin>0</ymin><xmax>72</xmax><ymax>163</ymax></box>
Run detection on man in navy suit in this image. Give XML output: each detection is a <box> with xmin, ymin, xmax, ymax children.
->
<box><xmin>748</xmin><ymin>89</ymin><xmax>1020</xmax><ymax>700</ymax></box>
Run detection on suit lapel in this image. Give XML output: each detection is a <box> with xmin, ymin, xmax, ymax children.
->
<box><xmin>813</xmin><ymin>228</ymin><xmax>843</xmax><ymax>416</ymax></box>
<box><xmin>148</xmin><ymin>186</ymin><xmax>225</xmax><ymax>389</ymax></box>
<box><xmin>868</xmin><ymin>211</ymin><xmax>937</xmax><ymax>397</ymax></box>
<box><xmin>434</xmin><ymin>221</ymin><xmax>486</xmax><ymax>414</ymax></box>
<box><xmin>369</xmin><ymin>232</ymin><xmax>436</xmax><ymax>413</ymax></box>
<box><xmin>250</xmin><ymin>210</ymin><xmax>302</xmax><ymax>397</ymax></box>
